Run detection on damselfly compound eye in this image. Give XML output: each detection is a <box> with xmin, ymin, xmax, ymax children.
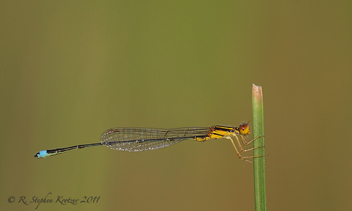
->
<box><xmin>239</xmin><ymin>123</ymin><xmax>250</xmax><ymax>135</ymax></box>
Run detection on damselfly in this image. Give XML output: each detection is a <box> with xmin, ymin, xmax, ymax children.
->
<box><xmin>34</xmin><ymin>123</ymin><xmax>263</xmax><ymax>163</ymax></box>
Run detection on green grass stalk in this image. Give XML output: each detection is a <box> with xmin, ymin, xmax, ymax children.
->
<box><xmin>252</xmin><ymin>84</ymin><xmax>266</xmax><ymax>211</ymax></box>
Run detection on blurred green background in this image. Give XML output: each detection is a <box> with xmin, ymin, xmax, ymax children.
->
<box><xmin>1</xmin><ymin>1</ymin><xmax>351</xmax><ymax>211</ymax></box>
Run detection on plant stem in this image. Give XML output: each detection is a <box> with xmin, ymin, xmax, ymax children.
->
<box><xmin>252</xmin><ymin>84</ymin><xmax>266</xmax><ymax>211</ymax></box>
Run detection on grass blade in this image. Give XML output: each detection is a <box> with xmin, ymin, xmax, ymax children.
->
<box><xmin>252</xmin><ymin>84</ymin><xmax>267</xmax><ymax>211</ymax></box>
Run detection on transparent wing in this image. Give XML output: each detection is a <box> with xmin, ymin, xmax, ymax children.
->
<box><xmin>100</xmin><ymin>127</ymin><xmax>210</xmax><ymax>152</ymax></box>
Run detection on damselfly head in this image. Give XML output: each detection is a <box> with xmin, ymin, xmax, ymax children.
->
<box><xmin>237</xmin><ymin>123</ymin><xmax>250</xmax><ymax>135</ymax></box>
